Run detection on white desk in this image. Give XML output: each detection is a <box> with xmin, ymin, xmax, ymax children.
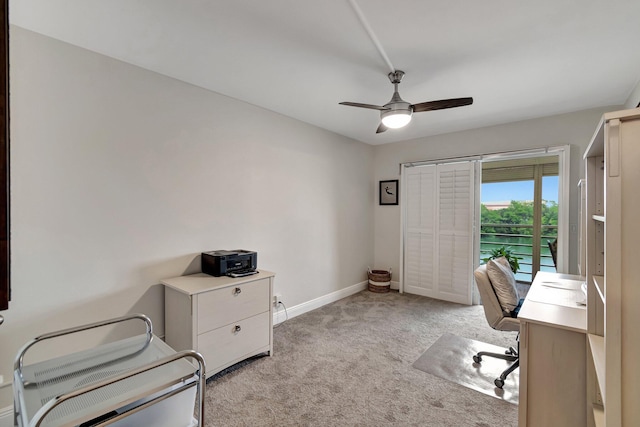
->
<box><xmin>518</xmin><ymin>272</ymin><xmax>587</xmax><ymax>427</ymax></box>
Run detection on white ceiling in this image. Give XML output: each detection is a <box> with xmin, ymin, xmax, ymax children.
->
<box><xmin>10</xmin><ymin>0</ymin><xmax>640</xmax><ymax>145</ymax></box>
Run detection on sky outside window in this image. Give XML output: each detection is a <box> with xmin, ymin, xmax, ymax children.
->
<box><xmin>481</xmin><ymin>176</ymin><xmax>558</xmax><ymax>203</ymax></box>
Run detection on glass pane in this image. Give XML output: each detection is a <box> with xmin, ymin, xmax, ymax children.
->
<box><xmin>540</xmin><ymin>175</ymin><xmax>559</xmax><ymax>272</ymax></box>
<box><xmin>480</xmin><ymin>157</ymin><xmax>560</xmax><ymax>283</ymax></box>
<box><xmin>480</xmin><ymin>180</ymin><xmax>534</xmax><ymax>283</ymax></box>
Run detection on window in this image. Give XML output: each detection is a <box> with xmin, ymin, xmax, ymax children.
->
<box><xmin>480</xmin><ymin>156</ymin><xmax>559</xmax><ymax>283</ymax></box>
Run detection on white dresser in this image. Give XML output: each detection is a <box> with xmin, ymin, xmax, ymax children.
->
<box><xmin>162</xmin><ymin>270</ymin><xmax>275</xmax><ymax>378</ymax></box>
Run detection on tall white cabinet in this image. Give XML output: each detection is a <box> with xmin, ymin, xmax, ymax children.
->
<box><xmin>584</xmin><ymin>108</ymin><xmax>640</xmax><ymax>426</ymax></box>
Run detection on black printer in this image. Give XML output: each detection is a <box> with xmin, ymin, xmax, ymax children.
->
<box><xmin>201</xmin><ymin>250</ymin><xmax>258</xmax><ymax>277</ymax></box>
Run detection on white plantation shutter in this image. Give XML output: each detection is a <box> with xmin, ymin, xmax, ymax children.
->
<box><xmin>436</xmin><ymin>163</ymin><xmax>474</xmax><ymax>304</ymax></box>
<box><xmin>404</xmin><ymin>166</ymin><xmax>436</xmax><ymax>294</ymax></box>
<box><xmin>403</xmin><ymin>161</ymin><xmax>476</xmax><ymax>304</ymax></box>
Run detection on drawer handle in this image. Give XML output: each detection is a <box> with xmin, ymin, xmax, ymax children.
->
<box><xmin>233</xmin><ymin>287</ymin><xmax>242</xmax><ymax>296</ymax></box>
<box><xmin>233</xmin><ymin>325</ymin><xmax>241</xmax><ymax>334</ymax></box>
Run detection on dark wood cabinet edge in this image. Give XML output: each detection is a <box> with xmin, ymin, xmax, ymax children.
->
<box><xmin>0</xmin><ymin>0</ymin><xmax>10</xmax><ymax>311</ymax></box>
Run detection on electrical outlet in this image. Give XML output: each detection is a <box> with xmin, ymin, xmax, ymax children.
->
<box><xmin>273</xmin><ymin>294</ymin><xmax>282</xmax><ymax>306</ymax></box>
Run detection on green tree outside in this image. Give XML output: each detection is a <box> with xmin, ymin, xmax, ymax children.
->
<box><xmin>481</xmin><ymin>200</ymin><xmax>558</xmax><ymax>234</ymax></box>
<box><xmin>480</xmin><ymin>200</ymin><xmax>558</xmax><ymax>276</ymax></box>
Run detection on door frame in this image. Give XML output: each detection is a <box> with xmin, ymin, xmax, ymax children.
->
<box><xmin>480</xmin><ymin>145</ymin><xmax>570</xmax><ymax>274</ymax></box>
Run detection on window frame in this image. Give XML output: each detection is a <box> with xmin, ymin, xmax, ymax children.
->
<box><xmin>480</xmin><ymin>146</ymin><xmax>570</xmax><ymax>274</ymax></box>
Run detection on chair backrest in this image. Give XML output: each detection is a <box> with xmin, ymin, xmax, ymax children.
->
<box><xmin>547</xmin><ymin>238</ymin><xmax>558</xmax><ymax>268</ymax></box>
<box><xmin>474</xmin><ymin>264</ymin><xmax>520</xmax><ymax>332</ymax></box>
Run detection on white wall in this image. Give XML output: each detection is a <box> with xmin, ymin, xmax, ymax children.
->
<box><xmin>0</xmin><ymin>27</ymin><xmax>374</xmax><ymax>408</ymax></box>
<box><xmin>371</xmin><ymin>107</ymin><xmax>619</xmax><ymax>280</ymax></box>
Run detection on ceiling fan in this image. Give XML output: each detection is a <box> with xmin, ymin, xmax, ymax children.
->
<box><xmin>339</xmin><ymin>70</ymin><xmax>473</xmax><ymax>134</ymax></box>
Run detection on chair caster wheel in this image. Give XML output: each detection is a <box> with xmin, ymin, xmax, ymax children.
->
<box><xmin>473</xmin><ymin>354</ymin><xmax>481</xmax><ymax>363</ymax></box>
<box><xmin>494</xmin><ymin>378</ymin><xmax>504</xmax><ymax>389</ymax></box>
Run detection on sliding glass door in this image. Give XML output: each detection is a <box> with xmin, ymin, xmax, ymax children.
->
<box><xmin>400</xmin><ymin>146</ymin><xmax>568</xmax><ymax>298</ymax></box>
<box><xmin>480</xmin><ymin>156</ymin><xmax>559</xmax><ymax>283</ymax></box>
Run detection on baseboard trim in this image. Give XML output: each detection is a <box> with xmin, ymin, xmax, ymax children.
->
<box><xmin>0</xmin><ymin>406</ymin><xmax>12</xmax><ymax>427</ymax></box>
<box><xmin>273</xmin><ymin>281</ymin><xmax>367</xmax><ymax>325</ymax></box>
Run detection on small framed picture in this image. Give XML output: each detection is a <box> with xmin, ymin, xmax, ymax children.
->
<box><xmin>379</xmin><ymin>180</ymin><xmax>399</xmax><ymax>205</ymax></box>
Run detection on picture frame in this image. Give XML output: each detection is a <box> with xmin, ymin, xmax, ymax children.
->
<box><xmin>379</xmin><ymin>180</ymin><xmax>399</xmax><ymax>205</ymax></box>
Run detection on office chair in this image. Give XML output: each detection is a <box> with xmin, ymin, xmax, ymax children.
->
<box><xmin>472</xmin><ymin>263</ymin><xmax>521</xmax><ymax>389</ymax></box>
<box><xmin>547</xmin><ymin>238</ymin><xmax>558</xmax><ymax>269</ymax></box>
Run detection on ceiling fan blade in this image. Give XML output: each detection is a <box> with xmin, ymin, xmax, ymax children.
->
<box><xmin>376</xmin><ymin>123</ymin><xmax>388</xmax><ymax>134</ymax></box>
<box><xmin>412</xmin><ymin>97</ymin><xmax>473</xmax><ymax>113</ymax></box>
<box><xmin>339</xmin><ymin>101</ymin><xmax>388</xmax><ymax>111</ymax></box>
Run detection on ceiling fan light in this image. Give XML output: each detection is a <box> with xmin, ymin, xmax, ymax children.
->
<box><xmin>381</xmin><ymin>110</ymin><xmax>412</xmax><ymax>129</ymax></box>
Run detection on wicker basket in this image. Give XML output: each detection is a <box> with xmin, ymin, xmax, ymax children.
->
<box><xmin>367</xmin><ymin>267</ymin><xmax>392</xmax><ymax>293</ymax></box>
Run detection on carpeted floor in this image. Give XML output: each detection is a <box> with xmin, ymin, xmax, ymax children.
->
<box><xmin>203</xmin><ymin>289</ymin><xmax>523</xmax><ymax>426</ymax></box>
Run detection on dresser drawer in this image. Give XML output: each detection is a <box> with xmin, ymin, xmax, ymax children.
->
<box><xmin>197</xmin><ymin>278</ymin><xmax>269</xmax><ymax>333</ymax></box>
<box><xmin>197</xmin><ymin>311</ymin><xmax>270</xmax><ymax>373</ymax></box>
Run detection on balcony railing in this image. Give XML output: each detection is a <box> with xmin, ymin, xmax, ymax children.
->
<box><xmin>480</xmin><ymin>223</ymin><xmax>558</xmax><ymax>284</ymax></box>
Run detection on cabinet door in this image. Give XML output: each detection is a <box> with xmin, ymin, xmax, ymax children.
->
<box><xmin>522</xmin><ymin>322</ymin><xmax>586</xmax><ymax>427</ymax></box>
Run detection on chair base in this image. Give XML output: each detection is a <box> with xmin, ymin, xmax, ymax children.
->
<box><xmin>472</xmin><ymin>343</ymin><xmax>519</xmax><ymax>389</ymax></box>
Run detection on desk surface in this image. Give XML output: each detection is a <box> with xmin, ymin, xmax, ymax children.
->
<box><xmin>518</xmin><ymin>271</ymin><xmax>587</xmax><ymax>333</ymax></box>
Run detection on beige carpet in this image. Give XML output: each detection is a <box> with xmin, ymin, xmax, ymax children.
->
<box><xmin>412</xmin><ymin>333</ymin><xmax>519</xmax><ymax>405</ymax></box>
<box><xmin>203</xmin><ymin>290</ymin><xmax>521</xmax><ymax>426</ymax></box>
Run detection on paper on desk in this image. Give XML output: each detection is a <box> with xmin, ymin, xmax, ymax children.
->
<box><xmin>527</xmin><ymin>280</ymin><xmax>586</xmax><ymax>309</ymax></box>
<box><xmin>540</xmin><ymin>280</ymin><xmax>581</xmax><ymax>290</ymax></box>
